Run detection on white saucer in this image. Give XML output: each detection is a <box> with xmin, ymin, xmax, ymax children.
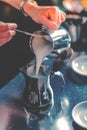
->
<box><xmin>72</xmin><ymin>101</ymin><xmax>87</xmax><ymax>129</ymax></box>
<box><xmin>71</xmin><ymin>55</ymin><xmax>87</xmax><ymax>76</ymax></box>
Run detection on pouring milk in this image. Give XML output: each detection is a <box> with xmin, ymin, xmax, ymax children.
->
<box><xmin>31</xmin><ymin>30</ymin><xmax>53</xmax><ymax>76</ymax></box>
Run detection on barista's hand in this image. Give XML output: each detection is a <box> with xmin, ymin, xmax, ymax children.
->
<box><xmin>0</xmin><ymin>21</ymin><xmax>17</xmax><ymax>46</ymax></box>
<box><xmin>23</xmin><ymin>2</ymin><xmax>66</xmax><ymax>30</ymax></box>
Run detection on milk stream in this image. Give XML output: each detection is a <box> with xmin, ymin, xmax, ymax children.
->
<box><xmin>31</xmin><ymin>31</ymin><xmax>53</xmax><ymax>76</ymax></box>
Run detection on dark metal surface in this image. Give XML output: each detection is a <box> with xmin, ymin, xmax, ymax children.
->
<box><xmin>0</xmin><ymin>52</ymin><xmax>87</xmax><ymax>130</ymax></box>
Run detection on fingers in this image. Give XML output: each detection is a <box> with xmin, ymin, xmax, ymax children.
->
<box><xmin>0</xmin><ymin>22</ymin><xmax>17</xmax><ymax>31</ymax></box>
<box><xmin>0</xmin><ymin>30</ymin><xmax>16</xmax><ymax>38</ymax></box>
<box><xmin>48</xmin><ymin>7</ymin><xmax>66</xmax><ymax>28</ymax></box>
<box><xmin>38</xmin><ymin>6</ymin><xmax>66</xmax><ymax>30</ymax></box>
<box><xmin>40</xmin><ymin>17</ymin><xmax>58</xmax><ymax>30</ymax></box>
<box><xmin>40</xmin><ymin>9</ymin><xmax>66</xmax><ymax>30</ymax></box>
<box><xmin>0</xmin><ymin>21</ymin><xmax>17</xmax><ymax>46</ymax></box>
<box><xmin>0</xmin><ymin>22</ymin><xmax>17</xmax><ymax>38</ymax></box>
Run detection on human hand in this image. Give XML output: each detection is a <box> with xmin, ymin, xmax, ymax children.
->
<box><xmin>0</xmin><ymin>21</ymin><xmax>17</xmax><ymax>46</ymax></box>
<box><xmin>23</xmin><ymin>2</ymin><xmax>66</xmax><ymax>30</ymax></box>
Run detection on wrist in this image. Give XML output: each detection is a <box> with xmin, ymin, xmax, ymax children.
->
<box><xmin>20</xmin><ymin>0</ymin><xmax>38</xmax><ymax>17</ymax></box>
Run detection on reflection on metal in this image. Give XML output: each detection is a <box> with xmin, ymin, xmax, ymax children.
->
<box><xmin>56</xmin><ymin>117</ymin><xmax>70</xmax><ymax>130</ymax></box>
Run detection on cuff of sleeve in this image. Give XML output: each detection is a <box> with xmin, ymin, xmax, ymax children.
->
<box><xmin>20</xmin><ymin>0</ymin><xmax>29</xmax><ymax>16</ymax></box>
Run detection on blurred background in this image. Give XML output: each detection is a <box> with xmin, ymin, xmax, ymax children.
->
<box><xmin>57</xmin><ymin>0</ymin><xmax>87</xmax><ymax>51</ymax></box>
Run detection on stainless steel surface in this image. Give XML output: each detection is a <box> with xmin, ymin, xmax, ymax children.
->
<box><xmin>71</xmin><ymin>55</ymin><xmax>87</xmax><ymax>76</ymax></box>
<box><xmin>72</xmin><ymin>101</ymin><xmax>87</xmax><ymax>129</ymax></box>
<box><xmin>20</xmin><ymin>62</ymin><xmax>65</xmax><ymax>117</ymax></box>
